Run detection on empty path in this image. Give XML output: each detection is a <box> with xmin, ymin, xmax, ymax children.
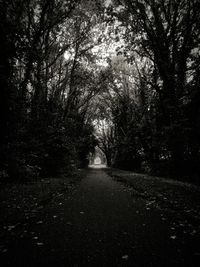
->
<box><xmin>1</xmin><ymin>168</ymin><xmax>199</xmax><ymax>266</ymax></box>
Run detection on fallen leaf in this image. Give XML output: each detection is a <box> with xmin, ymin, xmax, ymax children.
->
<box><xmin>8</xmin><ymin>225</ymin><xmax>15</xmax><ymax>231</ymax></box>
<box><xmin>170</xmin><ymin>235</ymin><xmax>177</xmax><ymax>240</ymax></box>
<box><xmin>191</xmin><ymin>230</ymin><xmax>197</xmax><ymax>235</ymax></box>
<box><xmin>36</xmin><ymin>221</ymin><xmax>43</xmax><ymax>224</ymax></box>
<box><xmin>122</xmin><ymin>255</ymin><xmax>129</xmax><ymax>260</ymax></box>
<box><xmin>31</xmin><ymin>209</ymin><xmax>37</xmax><ymax>213</ymax></box>
<box><xmin>37</xmin><ymin>242</ymin><xmax>44</xmax><ymax>246</ymax></box>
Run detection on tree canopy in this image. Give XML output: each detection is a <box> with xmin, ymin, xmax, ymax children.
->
<box><xmin>1</xmin><ymin>0</ymin><xmax>200</xmax><ymax>182</ymax></box>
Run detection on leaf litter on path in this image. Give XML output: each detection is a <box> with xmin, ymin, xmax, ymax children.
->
<box><xmin>37</xmin><ymin>242</ymin><xmax>44</xmax><ymax>246</ymax></box>
<box><xmin>170</xmin><ymin>235</ymin><xmax>177</xmax><ymax>240</ymax></box>
<box><xmin>122</xmin><ymin>255</ymin><xmax>129</xmax><ymax>260</ymax></box>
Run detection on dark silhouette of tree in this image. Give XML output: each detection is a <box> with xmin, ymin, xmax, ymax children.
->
<box><xmin>96</xmin><ymin>0</ymin><xmax>200</xmax><ymax>179</ymax></box>
<box><xmin>0</xmin><ymin>0</ymin><xmax>104</xmax><ymax>179</ymax></box>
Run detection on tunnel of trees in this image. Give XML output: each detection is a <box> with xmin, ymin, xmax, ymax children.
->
<box><xmin>0</xmin><ymin>0</ymin><xmax>200</xmax><ymax>182</ymax></box>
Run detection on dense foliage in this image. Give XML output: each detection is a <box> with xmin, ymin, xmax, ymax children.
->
<box><xmin>1</xmin><ymin>0</ymin><xmax>200</xmax><ymax>182</ymax></box>
<box><xmin>96</xmin><ymin>0</ymin><xmax>200</xmax><ymax>181</ymax></box>
<box><xmin>0</xmin><ymin>0</ymin><xmax>102</xmax><ymax>180</ymax></box>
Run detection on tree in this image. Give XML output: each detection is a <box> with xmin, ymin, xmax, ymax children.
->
<box><xmin>106</xmin><ymin>0</ymin><xmax>200</xmax><ymax>177</ymax></box>
<box><xmin>0</xmin><ymin>0</ymin><xmax>107</xmax><ymax>179</ymax></box>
